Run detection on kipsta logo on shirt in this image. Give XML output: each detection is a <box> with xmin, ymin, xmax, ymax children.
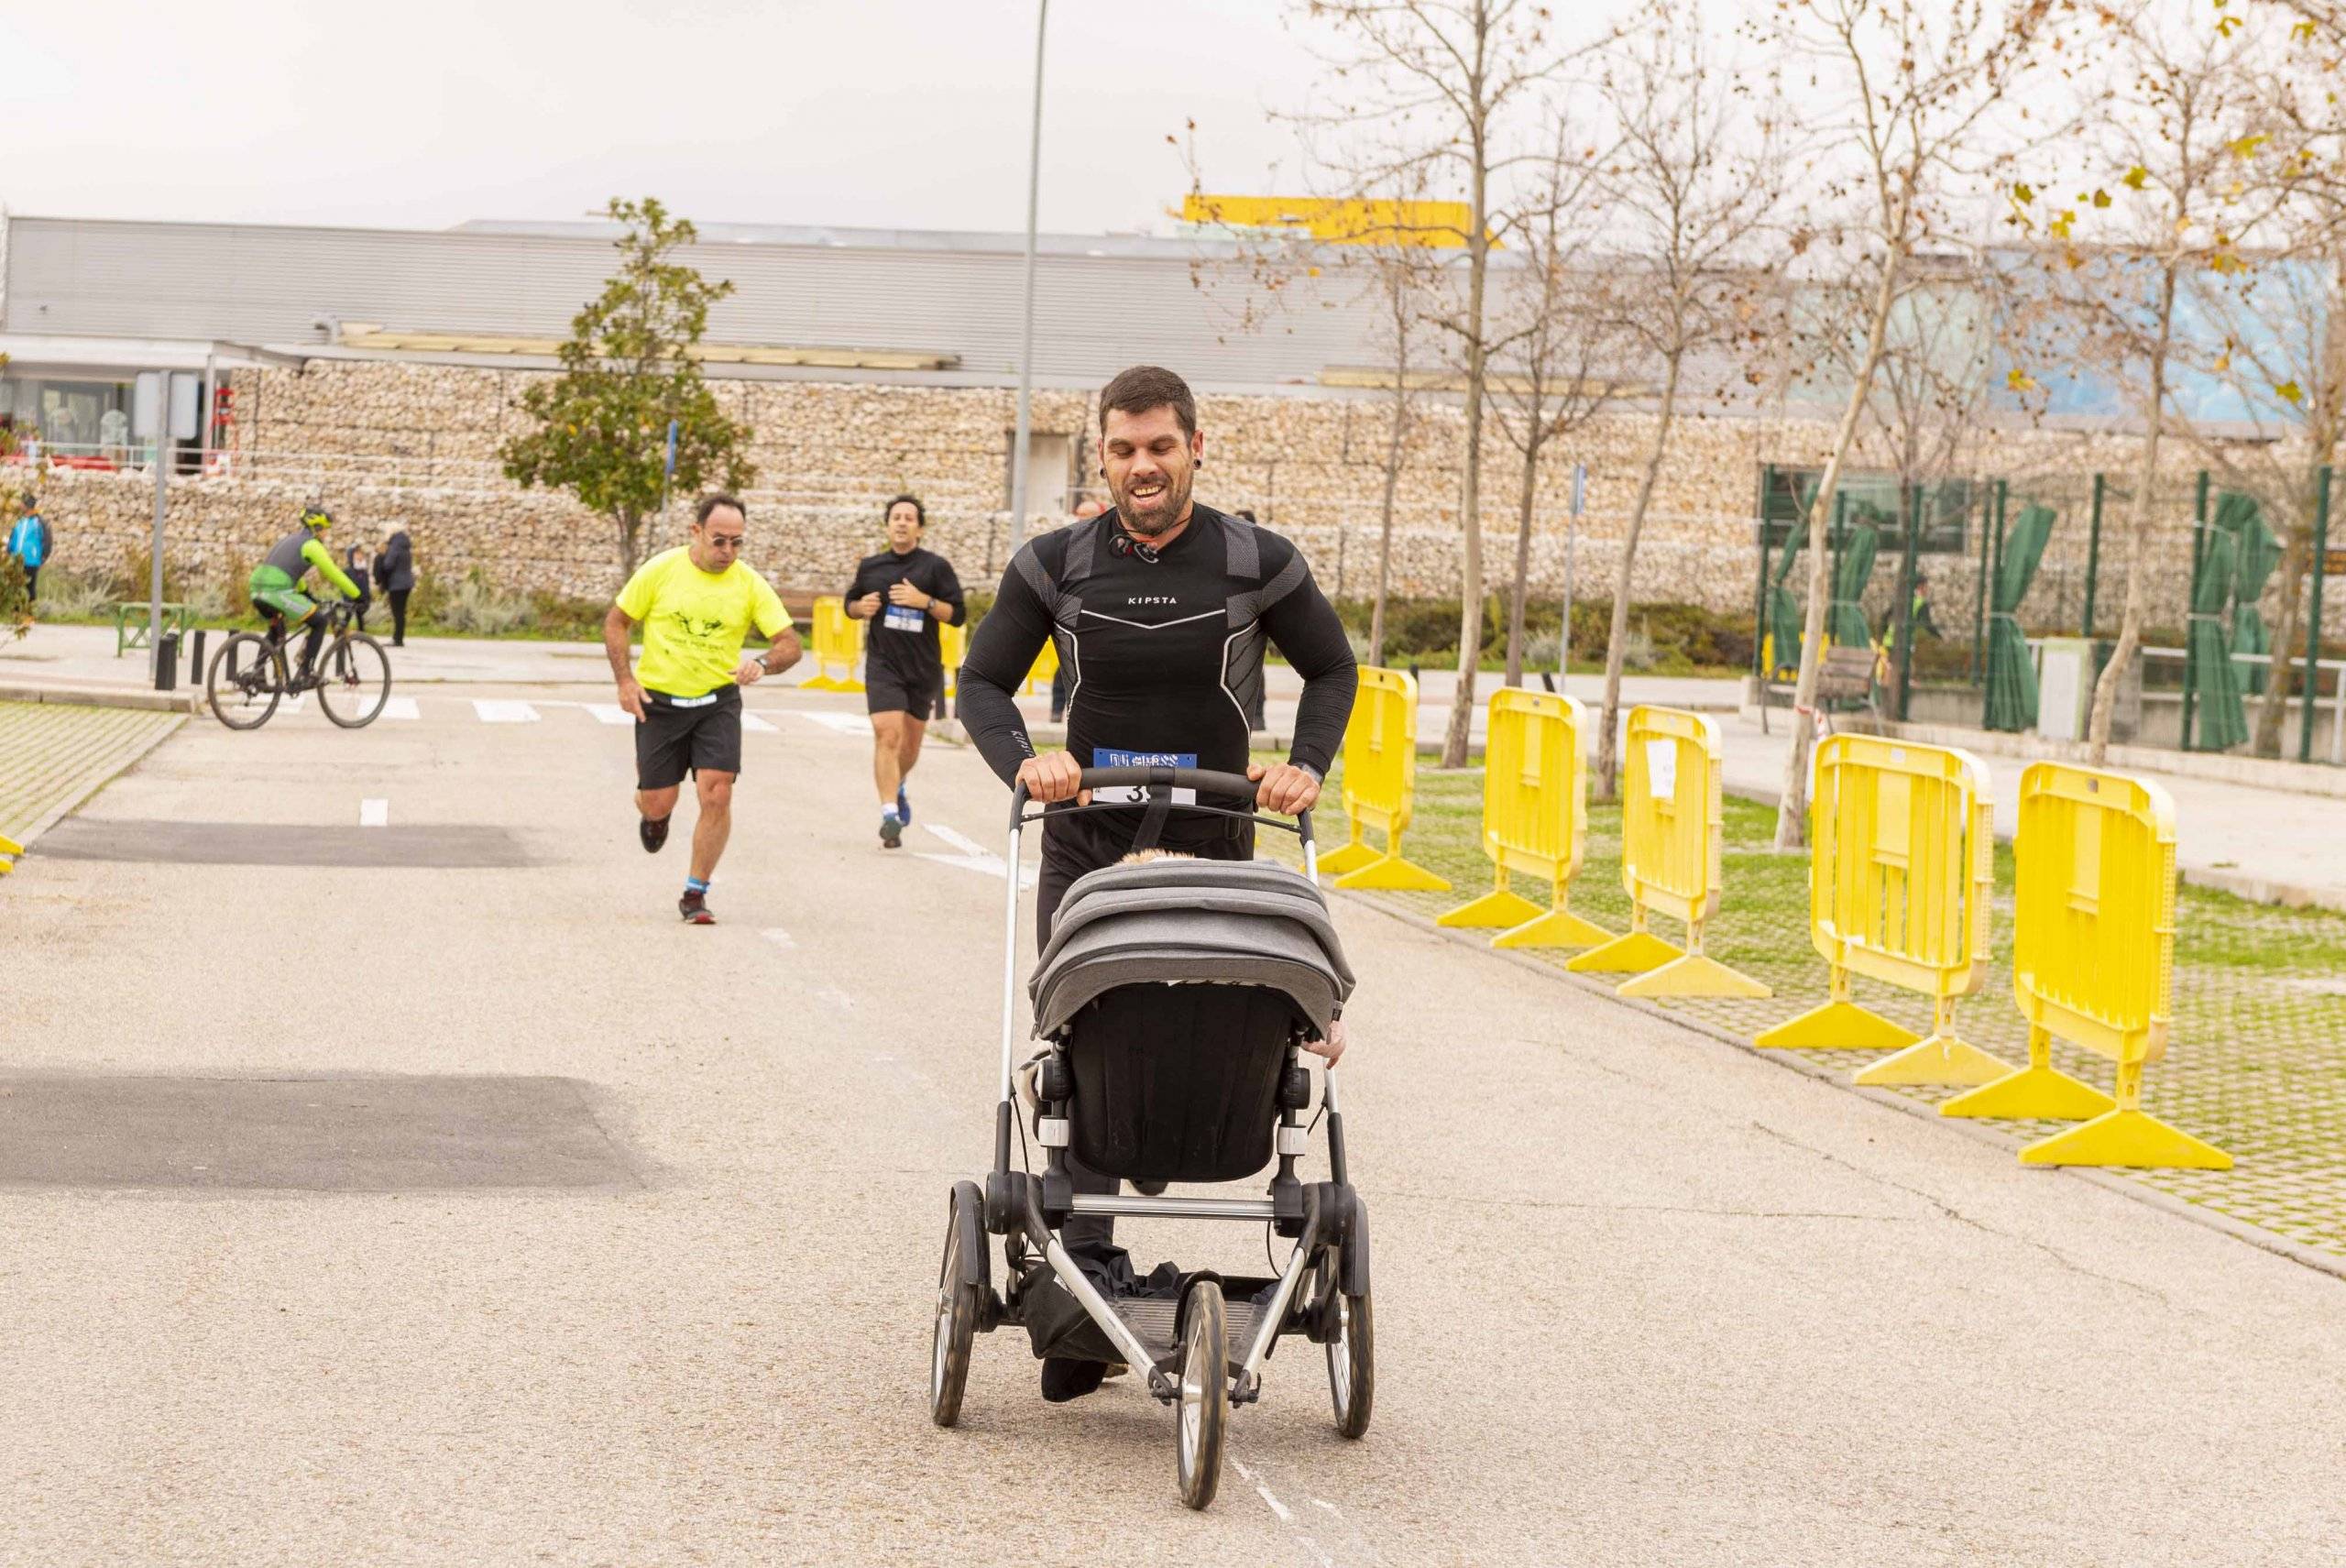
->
<box><xmin>1125</xmin><ymin>595</ymin><xmax>1180</xmax><ymax>607</ymax></box>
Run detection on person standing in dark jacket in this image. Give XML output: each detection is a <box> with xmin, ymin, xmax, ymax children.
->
<box><xmin>344</xmin><ymin>541</ymin><xmax>376</xmax><ymax>630</ymax></box>
<box><xmin>844</xmin><ymin>495</ymin><xmax>966</xmax><ymax>848</ymax></box>
<box><xmin>375</xmin><ymin>523</ymin><xmax>415</xmax><ymax>645</ymax></box>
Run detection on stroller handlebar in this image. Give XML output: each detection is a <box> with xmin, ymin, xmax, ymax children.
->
<box><xmin>1077</xmin><ymin>764</ymin><xmax>1264</xmax><ymax>802</ymax></box>
<box><xmin>1008</xmin><ymin>765</ymin><xmax>1317</xmax><ymax>846</ymax></box>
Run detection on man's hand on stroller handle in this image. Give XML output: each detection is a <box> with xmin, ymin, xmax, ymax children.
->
<box><xmin>1302</xmin><ymin>1016</ymin><xmax>1348</xmax><ymax>1065</ymax></box>
<box><xmin>1249</xmin><ymin>762</ymin><xmax>1321</xmax><ymax>815</ymax></box>
<box><xmin>1014</xmin><ymin>751</ymin><xmax>1089</xmax><ymax>805</ymax></box>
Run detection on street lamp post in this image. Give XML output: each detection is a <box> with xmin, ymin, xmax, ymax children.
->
<box><xmin>1007</xmin><ymin>0</ymin><xmax>1048</xmax><ymax>556</ymax></box>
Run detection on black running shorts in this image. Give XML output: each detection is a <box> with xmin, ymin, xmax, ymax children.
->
<box><xmin>865</xmin><ymin>666</ymin><xmax>945</xmax><ymax>718</ymax></box>
<box><xmin>635</xmin><ymin>685</ymin><xmax>743</xmax><ymax>789</ymax></box>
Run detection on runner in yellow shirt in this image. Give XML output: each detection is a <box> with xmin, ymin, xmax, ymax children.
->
<box><xmin>604</xmin><ymin>494</ymin><xmax>803</xmax><ymax>924</ymax></box>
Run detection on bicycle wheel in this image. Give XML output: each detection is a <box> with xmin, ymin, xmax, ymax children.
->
<box><xmin>316</xmin><ymin>632</ymin><xmax>391</xmax><ymax>729</ymax></box>
<box><xmin>207</xmin><ymin>633</ymin><xmax>283</xmax><ymax>729</ymax></box>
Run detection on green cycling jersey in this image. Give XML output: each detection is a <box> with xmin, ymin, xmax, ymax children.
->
<box><xmin>248</xmin><ymin>528</ymin><xmax>361</xmax><ymax>622</ymax></box>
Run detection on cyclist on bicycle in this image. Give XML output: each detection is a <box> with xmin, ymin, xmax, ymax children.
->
<box><xmin>247</xmin><ymin>505</ymin><xmax>364</xmax><ymax>678</ymax></box>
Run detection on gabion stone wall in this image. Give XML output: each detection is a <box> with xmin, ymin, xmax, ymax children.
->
<box><xmin>23</xmin><ymin>360</ymin><xmax>2319</xmax><ymax>636</ymax></box>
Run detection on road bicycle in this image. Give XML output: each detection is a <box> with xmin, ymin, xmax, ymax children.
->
<box><xmin>205</xmin><ymin>598</ymin><xmax>392</xmax><ymax>730</ymax></box>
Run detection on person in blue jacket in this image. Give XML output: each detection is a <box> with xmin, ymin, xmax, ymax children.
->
<box><xmin>6</xmin><ymin>491</ymin><xmax>50</xmax><ymax>602</ymax></box>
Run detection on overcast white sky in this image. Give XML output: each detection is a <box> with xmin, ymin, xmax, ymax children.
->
<box><xmin>0</xmin><ymin>0</ymin><xmax>1375</xmax><ymax>236</ymax></box>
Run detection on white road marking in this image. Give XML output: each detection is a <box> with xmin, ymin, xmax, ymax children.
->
<box><xmin>915</xmin><ymin>845</ymin><xmax>1037</xmax><ymax>889</ymax></box>
<box><xmin>794</xmin><ymin>711</ymin><xmax>870</xmax><ymax>735</ymax></box>
<box><xmin>378</xmin><ymin>696</ymin><xmax>419</xmax><ymax>721</ymax></box>
<box><xmin>922</xmin><ymin>823</ymin><xmax>991</xmax><ymax>858</ymax></box>
<box><xmin>586</xmin><ymin>703</ymin><xmax>634</xmax><ymax>726</ymax></box>
<box><xmin>1233</xmin><ymin>1457</ymin><xmax>1343</xmax><ymax>1567</ymax></box>
<box><xmin>916</xmin><ymin>823</ymin><xmax>1036</xmax><ymax>884</ymax></box>
<box><xmin>359</xmin><ymin>798</ymin><xmax>389</xmax><ymax>828</ymax></box>
<box><xmin>741</xmin><ymin>712</ymin><xmax>779</xmax><ymax>733</ymax></box>
<box><xmin>473</xmin><ymin>699</ymin><xmax>540</xmax><ymax>723</ymax></box>
<box><xmin>761</xmin><ymin>927</ymin><xmax>795</xmax><ymax>949</ymax></box>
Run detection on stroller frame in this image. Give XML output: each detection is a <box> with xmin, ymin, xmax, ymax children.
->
<box><xmin>930</xmin><ymin>765</ymin><xmax>1372</xmax><ymax>1509</ymax></box>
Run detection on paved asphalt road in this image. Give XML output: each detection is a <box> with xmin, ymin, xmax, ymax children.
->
<box><xmin>4</xmin><ymin>683</ymin><xmax>2344</xmax><ymax>1566</ymax></box>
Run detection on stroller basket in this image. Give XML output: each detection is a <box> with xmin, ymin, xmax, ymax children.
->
<box><xmin>1030</xmin><ymin>859</ymin><xmax>1354</xmax><ymax>1183</ymax></box>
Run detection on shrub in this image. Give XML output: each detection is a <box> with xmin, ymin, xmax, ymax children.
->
<box><xmin>431</xmin><ymin>570</ymin><xmax>533</xmax><ymax>636</ymax></box>
<box><xmin>29</xmin><ymin>567</ymin><xmax>118</xmax><ymax>620</ymax></box>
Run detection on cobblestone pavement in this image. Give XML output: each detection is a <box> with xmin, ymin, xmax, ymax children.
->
<box><xmin>1282</xmin><ymin>760</ymin><xmax>2346</xmax><ymax>1265</ymax></box>
<box><xmin>0</xmin><ymin>700</ymin><xmax>185</xmax><ymax>861</ymax></box>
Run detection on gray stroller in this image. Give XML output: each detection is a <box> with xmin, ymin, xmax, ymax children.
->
<box><xmin>929</xmin><ymin>765</ymin><xmax>1372</xmax><ymax>1509</ymax></box>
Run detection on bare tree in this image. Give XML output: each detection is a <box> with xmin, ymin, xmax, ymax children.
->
<box><xmin>2017</xmin><ymin>5</ymin><xmax>2280</xmax><ymax>762</ymax></box>
<box><xmin>1363</xmin><ymin>245</ymin><xmax>1438</xmax><ymax>666</ymax></box>
<box><xmin>1753</xmin><ymin>0</ymin><xmax>2058</xmax><ymax>849</ymax></box>
<box><xmin>1591</xmin><ymin>10</ymin><xmax>1793</xmax><ymax>797</ymax></box>
<box><xmin>1484</xmin><ymin>124</ymin><xmax>1628</xmax><ymax>687</ymax></box>
<box><xmin>2177</xmin><ymin>16</ymin><xmax>2346</xmax><ymax>757</ymax></box>
<box><xmin>1294</xmin><ymin>0</ymin><xmax>1613</xmax><ymax>766</ymax></box>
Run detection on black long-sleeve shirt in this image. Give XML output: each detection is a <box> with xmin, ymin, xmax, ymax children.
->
<box><xmin>959</xmin><ymin>505</ymin><xmax>1356</xmax><ymax>807</ymax></box>
<box><xmin>846</xmin><ymin>544</ymin><xmax>967</xmax><ymax>685</ymax></box>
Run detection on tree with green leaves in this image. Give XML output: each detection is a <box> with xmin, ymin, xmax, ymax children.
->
<box><xmin>501</xmin><ymin>197</ymin><xmax>754</xmax><ymax>577</ymax></box>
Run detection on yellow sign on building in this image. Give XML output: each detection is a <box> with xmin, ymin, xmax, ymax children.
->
<box><xmin>1179</xmin><ymin>194</ymin><xmax>1485</xmax><ymax>249</ymax></box>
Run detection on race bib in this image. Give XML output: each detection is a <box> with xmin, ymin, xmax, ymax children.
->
<box><xmin>882</xmin><ymin>605</ymin><xmax>926</xmax><ymax>634</ymax></box>
<box><xmin>1092</xmin><ymin>748</ymin><xmax>1198</xmax><ymax>806</ymax></box>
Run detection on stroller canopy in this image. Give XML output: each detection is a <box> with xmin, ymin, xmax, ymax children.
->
<box><xmin>1031</xmin><ymin>859</ymin><xmax>1356</xmax><ymax>1039</ymax></box>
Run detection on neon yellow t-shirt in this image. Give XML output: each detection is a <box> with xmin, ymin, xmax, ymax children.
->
<box><xmin>615</xmin><ymin>547</ymin><xmax>791</xmax><ymax>698</ymax></box>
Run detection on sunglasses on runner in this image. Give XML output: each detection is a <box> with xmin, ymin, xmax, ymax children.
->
<box><xmin>706</xmin><ymin>532</ymin><xmax>745</xmax><ymax>549</ymax></box>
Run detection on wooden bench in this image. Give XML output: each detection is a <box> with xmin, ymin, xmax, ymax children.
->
<box><xmin>1758</xmin><ymin>643</ymin><xmax>1881</xmax><ymax>734</ymax></box>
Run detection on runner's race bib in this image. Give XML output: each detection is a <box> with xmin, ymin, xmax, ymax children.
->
<box><xmin>883</xmin><ymin>606</ymin><xmax>926</xmax><ymax>634</ymax></box>
<box><xmin>1091</xmin><ymin>748</ymin><xmax>1198</xmax><ymax>806</ymax></box>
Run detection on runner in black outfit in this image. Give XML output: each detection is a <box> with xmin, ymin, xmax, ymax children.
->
<box><xmin>959</xmin><ymin>364</ymin><xmax>1357</xmax><ymax>1404</ymax></box>
<box><xmin>846</xmin><ymin>494</ymin><xmax>966</xmax><ymax>847</ymax></box>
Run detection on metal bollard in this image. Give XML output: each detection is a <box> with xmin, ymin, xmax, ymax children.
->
<box><xmin>189</xmin><ymin>628</ymin><xmax>208</xmax><ymax>686</ymax></box>
<box><xmin>155</xmin><ymin>631</ymin><xmax>181</xmax><ymax>692</ymax></box>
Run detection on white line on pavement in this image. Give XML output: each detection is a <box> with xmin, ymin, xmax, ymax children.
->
<box><xmin>1232</xmin><ymin>1457</ymin><xmax>1343</xmax><ymax>1568</ymax></box>
<box><xmin>761</xmin><ymin>927</ymin><xmax>795</xmax><ymax>948</ymax></box>
<box><xmin>915</xmin><ymin>823</ymin><xmax>1036</xmax><ymax>888</ymax></box>
<box><xmin>921</xmin><ymin>822</ymin><xmax>990</xmax><ymax>858</ymax></box>
<box><xmin>378</xmin><ymin>696</ymin><xmax>419</xmax><ymax>721</ymax></box>
<box><xmin>473</xmin><ymin>699</ymin><xmax>541</xmax><ymax>723</ymax></box>
<box><xmin>359</xmin><ymin>798</ymin><xmax>388</xmax><ymax>828</ymax></box>
<box><xmin>585</xmin><ymin>703</ymin><xmax>634</xmax><ymax>726</ymax></box>
<box><xmin>793</xmin><ymin>711</ymin><xmax>869</xmax><ymax>735</ymax></box>
<box><xmin>741</xmin><ymin>713</ymin><xmax>779</xmax><ymax>733</ymax></box>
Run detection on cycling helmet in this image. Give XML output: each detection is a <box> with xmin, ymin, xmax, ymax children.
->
<box><xmin>300</xmin><ymin>505</ymin><xmax>334</xmax><ymax>532</ymax></box>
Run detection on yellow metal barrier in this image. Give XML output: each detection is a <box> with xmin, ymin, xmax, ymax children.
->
<box><xmin>1435</xmin><ymin>689</ymin><xmax>1612</xmax><ymax>948</ymax></box>
<box><xmin>0</xmin><ymin>828</ymin><xmax>19</xmax><ymax>874</ymax></box>
<box><xmin>1940</xmin><ymin>763</ymin><xmax>2231</xmax><ymax>1168</ymax></box>
<box><xmin>1320</xmin><ymin>666</ymin><xmax>1449</xmax><ymax>892</ymax></box>
<box><xmin>801</xmin><ymin>596</ymin><xmax>865</xmax><ymax>693</ymax></box>
<box><xmin>1754</xmin><ymin>735</ymin><xmax>2013</xmax><ymax>1085</ymax></box>
<box><xmin>940</xmin><ymin>620</ymin><xmax>966</xmax><ymax>699</ymax></box>
<box><xmin>1565</xmin><ymin>706</ymin><xmax>1769</xmax><ymax>997</ymax></box>
<box><xmin>1023</xmin><ymin>638</ymin><xmax>1059</xmax><ymax>697</ymax></box>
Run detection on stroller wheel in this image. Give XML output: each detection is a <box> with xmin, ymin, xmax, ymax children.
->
<box><xmin>930</xmin><ymin>1183</ymin><xmax>983</xmax><ymax>1428</ymax></box>
<box><xmin>1174</xmin><ymin>1280</ymin><xmax>1228</xmax><ymax>1510</ymax></box>
<box><xmin>1326</xmin><ymin>1271</ymin><xmax>1375</xmax><ymax>1440</ymax></box>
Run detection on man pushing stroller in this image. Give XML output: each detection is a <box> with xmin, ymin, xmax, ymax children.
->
<box><xmin>958</xmin><ymin>364</ymin><xmax>1359</xmax><ymax>1402</ymax></box>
